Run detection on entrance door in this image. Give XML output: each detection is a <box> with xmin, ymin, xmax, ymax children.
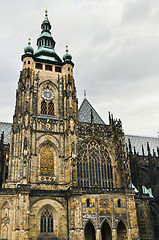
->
<box><xmin>85</xmin><ymin>221</ymin><xmax>96</xmax><ymax>240</ymax></box>
<box><xmin>101</xmin><ymin>221</ymin><xmax>112</xmax><ymax>240</ymax></box>
<box><xmin>117</xmin><ymin>221</ymin><xmax>127</xmax><ymax>240</ymax></box>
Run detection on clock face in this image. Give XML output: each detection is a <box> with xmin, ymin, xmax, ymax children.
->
<box><xmin>41</xmin><ymin>89</ymin><xmax>54</xmax><ymax>100</ymax></box>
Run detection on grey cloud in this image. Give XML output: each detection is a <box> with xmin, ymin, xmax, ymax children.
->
<box><xmin>1</xmin><ymin>0</ymin><xmax>159</xmax><ymax>137</ymax></box>
<box><xmin>122</xmin><ymin>0</ymin><xmax>153</xmax><ymax>23</ymax></box>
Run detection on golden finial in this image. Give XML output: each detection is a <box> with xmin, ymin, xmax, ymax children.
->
<box><xmin>66</xmin><ymin>45</ymin><xmax>68</xmax><ymax>48</ymax></box>
<box><xmin>45</xmin><ymin>8</ymin><xmax>48</xmax><ymax>13</ymax></box>
<box><xmin>29</xmin><ymin>38</ymin><xmax>31</xmax><ymax>41</ymax></box>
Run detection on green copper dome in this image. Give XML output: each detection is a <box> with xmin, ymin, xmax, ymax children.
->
<box><xmin>63</xmin><ymin>46</ymin><xmax>72</xmax><ymax>62</ymax></box>
<box><xmin>24</xmin><ymin>39</ymin><xmax>34</xmax><ymax>55</ymax></box>
<box><xmin>33</xmin><ymin>10</ymin><xmax>62</xmax><ymax>64</ymax></box>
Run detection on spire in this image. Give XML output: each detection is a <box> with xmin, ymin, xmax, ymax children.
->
<box><xmin>84</xmin><ymin>90</ymin><xmax>86</xmax><ymax>99</ymax></box>
<box><xmin>109</xmin><ymin>111</ymin><xmax>111</xmax><ymax>125</ymax></box>
<box><xmin>33</xmin><ymin>10</ymin><xmax>62</xmax><ymax>64</ymax></box>
<box><xmin>157</xmin><ymin>146</ymin><xmax>159</xmax><ymax>157</ymax></box>
<box><xmin>147</xmin><ymin>142</ymin><xmax>151</xmax><ymax>156</ymax></box>
<box><xmin>128</xmin><ymin>139</ymin><xmax>132</xmax><ymax>154</ymax></box>
<box><xmin>142</xmin><ymin>145</ymin><xmax>145</xmax><ymax>156</ymax></box>
<box><xmin>133</xmin><ymin>146</ymin><xmax>136</xmax><ymax>155</ymax></box>
<box><xmin>37</xmin><ymin>10</ymin><xmax>55</xmax><ymax>50</ymax></box>
<box><xmin>41</xmin><ymin>10</ymin><xmax>51</xmax><ymax>34</ymax></box>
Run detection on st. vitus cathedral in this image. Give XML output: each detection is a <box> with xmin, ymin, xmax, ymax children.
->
<box><xmin>0</xmin><ymin>10</ymin><xmax>159</xmax><ymax>240</ymax></box>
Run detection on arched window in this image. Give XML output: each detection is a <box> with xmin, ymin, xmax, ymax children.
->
<box><xmin>77</xmin><ymin>140</ymin><xmax>113</xmax><ymax>189</ymax></box>
<box><xmin>40</xmin><ymin>209</ymin><xmax>53</xmax><ymax>233</ymax></box>
<box><xmin>40</xmin><ymin>145</ymin><xmax>54</xmax><ymax>175</ymax></box>
<box><xmin>117</xmin><ymin>199</ymin><xmax>121</xmax><ymax>208</ymax></box>
<box><xmin>41</xmin><ymin>100</ymin><xmax>47</xmax><ymax>114</ymax></box>
<box><xmin>87</xmin><ymin>198</ymin><xmax>90</xmax><ymax>207</ymax></box>
<box><xmin>48</xmin><ymin>101</ymin><xmax>54</xmax><ymax>115</ymax></box>
<box><xmin>41</xmin><ymin>100</ymin><xmax>54</xmax><ymax>116</ymax></box>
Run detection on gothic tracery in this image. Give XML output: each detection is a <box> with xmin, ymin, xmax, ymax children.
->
<box><xmin>77</xmin><ymin>139</ymin><xmax>113</xmax><ymax>188</ymax></box>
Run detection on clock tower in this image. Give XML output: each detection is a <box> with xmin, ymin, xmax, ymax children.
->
<box><xmin>7</xmin><ymin>10</ymin><xmax>78</xmax><ymax>189</ymax></box>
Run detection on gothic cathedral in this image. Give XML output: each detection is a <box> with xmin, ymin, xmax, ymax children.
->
<box><xmin>0</xmin><ymin>10</ymin><xmax>158</xmax><ymax>240</ymax></box>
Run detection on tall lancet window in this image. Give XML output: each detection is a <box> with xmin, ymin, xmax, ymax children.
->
<box><xmin>48</xmin><ymin>101</ymin><xmax>54</xmax><ymax>115</ymax></box>
<box><xmin>40</xmin><ymin>145</ymin><xmax>54</xmax><ymax>175</ymax></box>
<box><xmin>41</xmin><ymin>100</ymin><xmax>47</xmax><ymax>114</ymax></box>
<box><xmin>40</xmin><ymin>209</ymin><xmax>53</xmax><ymax>233</ymax></box>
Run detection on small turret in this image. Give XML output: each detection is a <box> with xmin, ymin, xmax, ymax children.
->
<box><xmin>24</xmin><ymin>38</ymin><xmax>34</xmax><ymax>55</ymax></box>
<box><xmin>22</xmin><ymin>38</ymin><xmax>34</xmax><ymax>69</ymax></box>
<box><xmin>63</xmin><ymin>46</ymin><xmax>74</xmax><ymax>67</ymax></box>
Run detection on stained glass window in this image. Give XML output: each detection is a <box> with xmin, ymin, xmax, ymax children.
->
<box><xmin>40</xmin><ymin>209</ymin><xmax>53</xmax><ymax>233</ymax></box>
<box><xmin>77</xmin><ymin>139</ymin><xmax>113</xmax><ymax>189</ymax></box>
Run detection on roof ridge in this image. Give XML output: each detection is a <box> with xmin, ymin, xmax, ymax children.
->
<box><xmin>0</xmin><ymin>121</ymin><xmax>12</xmax><ymax>124</ymax></box>
<box><xmin>125</xmin><ymin>134</ymin><xmax>159</xmax><ymax>139</ymax></box>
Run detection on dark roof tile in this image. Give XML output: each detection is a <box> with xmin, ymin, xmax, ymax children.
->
<box><xmin>125</xmin><ymin>134</ymin><xmax>159</xmax><ymax>155</ymax></box>
<box><xmin>0</xmin><ymin>122</ymin><xmax>12</xmax><ymax>144</ymax></box>
<box><xmin>78</xmin><ymin>98</ymin><xmax>105</xmax><ymax>124</ymax></box>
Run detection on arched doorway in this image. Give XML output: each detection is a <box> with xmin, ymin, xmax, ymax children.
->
<box><xmin>101</xmin><ymin>220</ymin><xmax>112</xmax><ymax>240</ymax></box>
<box><xmin>85</xmin><ymin>221</ymin><xmax>96</xmax><ymax>240</ymax></box>
<box><xmin>29</xmin><ymin>199</ymin><xmax>67</xmax><ymax>240</ymax></box>
<box><xmin>117</xmin><ymin>221</ymin><xmax>127</xmax><ymax>240</ymax></box>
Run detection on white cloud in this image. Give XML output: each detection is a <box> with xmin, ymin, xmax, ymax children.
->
<box><xmin>0</xmin><ymin>0</ymin><xmax>159</xmax><ymax>137</ymax></box>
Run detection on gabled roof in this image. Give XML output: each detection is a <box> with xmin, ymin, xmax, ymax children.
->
<box><xmin>125</xmin><ymin>134</ymin><xmax>159</xmax><ymax>155</ymax></box>
<box><xmin>0</xmin><ymin>122</ymin><xmax>12</xmax><ymax>144</ymax></box>
<box><xmin>78</xmin><ymin>98</ymin><xmax>105</xmax><ymax>124</ymax></box>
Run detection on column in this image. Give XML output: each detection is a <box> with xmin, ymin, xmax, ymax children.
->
<box><xmin>96</xmin><ymin>228</ymin><xmax>101</xmax><ymax>240</ymax></box>
<box><xmin>112</xmin><ymin>228</ymin><xmax>117</xmax><ymax>240</ymax></box>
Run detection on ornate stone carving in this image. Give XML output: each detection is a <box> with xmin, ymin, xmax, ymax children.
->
<box><xmin>76</xmin><ymin>122</ymin><xmax>109</xmax><ymax>139</ymax></box>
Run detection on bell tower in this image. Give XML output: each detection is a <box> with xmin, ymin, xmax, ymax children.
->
<box><xmin>6</xmin><ymin>10</ymin><xmax>78</xmax><ymax>189</ymax></box>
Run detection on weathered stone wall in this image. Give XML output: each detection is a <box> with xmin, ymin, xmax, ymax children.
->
<box><xmin>68</xmin><ymin>192</ymin><xmax>139</xmax><ymax>240</ymax></box>
<box><xmin>136</xmin><ymin>196</ymin><xmax>156</xmax><ymax>239</ymax></box>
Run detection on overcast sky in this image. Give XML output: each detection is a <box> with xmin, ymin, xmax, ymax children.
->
<box><xmin>0</xmin><ymin>0</ymin><xmax>159</xmax><ymax>137</ymax></box>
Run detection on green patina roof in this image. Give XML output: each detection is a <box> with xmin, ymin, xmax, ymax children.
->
<box><xmin>34</xmin><ymin>47</ymin><xmax>55</xmax><ymax>55</ymax></box>
<box><xmin>24</xmin><ymin>39</ymin><xmax>34</xmax><ymax>55</ymax></box>
<box><xmin>33</xmin><ymin>10</ymin><xmax>62</xmax><ymax>64</ymax></box>
<box><xmin>63</xmin><ymin>46</ymin><xmax>72</xmax><ymax>62</ymax></box>
<box><xmin>39</xmin><ymin>32</ymin><xmax>52</xmax><ymax>38</ymax></box>
<box><xmin>36</xmin><ymin>55</ymin><xmax>59</xmax><ymax>62</ymax></box>
<box><xmin>22</xmin><ymin>11</ymin><xmax>74</xmax><ymax>66</ymax></box>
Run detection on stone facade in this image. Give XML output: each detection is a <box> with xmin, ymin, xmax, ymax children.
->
<box><xmin>0</xmin><ymin>10</ymin><xmax>158</xmax><ymax>240</ymax></box>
